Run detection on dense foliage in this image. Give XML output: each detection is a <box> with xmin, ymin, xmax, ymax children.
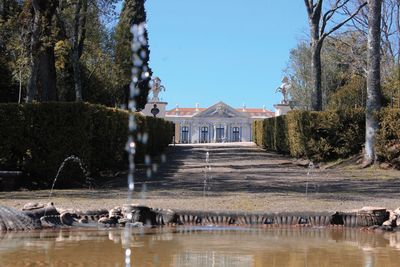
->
<box><xmin>376</xmin><ymin>109</ymin><xmax>400</xmax><ymax>168</ymax></box>
<box><xmin>0</xmin><ymin>103</ymin><xmax>174</xmax><ymax>187</ymax></box>
<box><xmin>114</xmin><ymin>0</ymin><xmax>152</xmax><ymax>110</ymax></box>
<box><xmin>0</xmin><ymin>0</ymin><xmax>152</xmax><ymax>110</ymax></box>
<box><xmin>254</xmin><ymin>109</ymin><xmax>366</xmax><ymax>162</ymax></box>
<box><xmin>254</xmin><ymin>109</ymin><xmax>400</xmax><ymax>167</ymax></box>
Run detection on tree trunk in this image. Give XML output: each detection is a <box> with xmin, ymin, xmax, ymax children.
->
<box><xmin>72</xmin><ymin>0</ymin><xmax>83</xmax><ymax>102</ymax></box>
<box><xmin>26</xmin><ymin>0</ymin><xmax>58</xmax><ymax>103</ymax></box>
<box><xmin>308</xmin><ymin>4</ymin><xmax>323</xmax><ymax>111</ymax></box>
<box><xmin>311</xmin><ymin>40</ymin><xmax>323</xmax><ymax>111</ymax></box>
<box><xmin>72</xmin><ymin>51</ymin><xmax>83</xmax><ymax>102</ymax></box>
<box><xmin>38</xmin><ymin>47</ymin><xmax>57</xmax><ymax>101</ymax></box>
<box><xmin>26</xmin><ymin>58</ymin><xmax>39</xmax><ymax>103</ymax></box>
<box><xmin>26</xmin><ymin>1</ymin><xmax>41</xmax><ymax>103</ymax></box>
<box><xmin>364</xmin><ymin>0</ymin><xmax>382</xmax><ymax>166</ymax></box>
<box><xmin>71</xmin><ymin>0</ymin><xmax>87</xmax><ymax>102</ymax></box>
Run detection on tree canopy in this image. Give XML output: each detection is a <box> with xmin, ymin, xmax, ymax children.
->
<box><xmin>0</xmin><ymin>0</ymin><xmax>151</xmax><ymax>110</ymax></box>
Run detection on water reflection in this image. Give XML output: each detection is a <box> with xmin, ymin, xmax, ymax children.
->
<box><xmin>0</xmin><ymin>227</ymin><xmax>399</xmax><ymax>267</ymax></box>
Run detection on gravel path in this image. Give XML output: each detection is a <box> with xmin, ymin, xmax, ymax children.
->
<box><xmin>1</xmin><ymin>142</ymin><xmax>400</xmax><ymax>212</ymax></box>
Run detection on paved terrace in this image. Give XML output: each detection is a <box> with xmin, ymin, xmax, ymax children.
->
<box><xmin>1</xmin><ymin>142</ymin><xmax>400</xmax><ymax>212</ymax></box>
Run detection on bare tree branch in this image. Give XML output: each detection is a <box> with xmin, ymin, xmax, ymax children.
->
<box><xmin>321</xmin><ymin>1</ymin><xmax>367</xmax><ymax>41</ymax></box>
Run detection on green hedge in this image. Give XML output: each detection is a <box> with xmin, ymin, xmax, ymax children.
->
<box><xmin>255</xmin><ymin>108</ymin><xmax>400</xmax><ymax>165</ymax></box>
<box><xmin>253</xmin><ymin>109</ymin><xmax>365</xmax><ymax>161</ymax></box>
<box><xmin>0</xmin><ymin>103</ymin><xmax>174</xmax><ymax>186</ymax></box>
<box><xmin>376</xmin><ymin>109</ymin><xmax>400</xmax><ymax>167</ymax></box>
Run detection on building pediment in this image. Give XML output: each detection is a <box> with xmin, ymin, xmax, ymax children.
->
<box><xmin>193</xmin><ymin>101</ymin><xmax>249</xmax><ymax>119</ymax></box>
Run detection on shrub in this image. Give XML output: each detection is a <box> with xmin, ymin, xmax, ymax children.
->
<box><xmin>253</xmin><ymin>109</ymin><xmax>365</xmax><ymax>161</ymax></box>
<box><xmin>376</xmin><ymin>109</ymin><xmax>400</xmax><ymax>168</ymax></box>
<box><xmin>0</xmin><ymin>102</ymin><xmax>174</xmax><ymax>187</ymax></box>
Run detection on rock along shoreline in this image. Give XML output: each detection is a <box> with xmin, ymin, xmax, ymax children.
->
<box><xmin>1</xmin><ymin>203</ymin><xmax>400</xmax><ymax>232</ymax></box>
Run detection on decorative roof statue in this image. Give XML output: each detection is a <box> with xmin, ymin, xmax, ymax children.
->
<box><xmin>150</xmin><ymin>77</ymin><xmax>165</xmax><ymax>102</ymax></box>
<box><xmin>276</xmin><ymin>76</ymin><xmax>291</xmax><ymax>104</ymax></box>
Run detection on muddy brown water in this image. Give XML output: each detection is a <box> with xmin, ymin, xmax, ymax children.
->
<box><xmin>0</xmin><ymin>227</ymin><xmax>399</xmax><ymax>267</ymax></box>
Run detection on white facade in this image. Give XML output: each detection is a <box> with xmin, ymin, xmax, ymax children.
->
<box><xmin>164</xmin><ymin>101</ymin><xmax>273</xmax><ymax>144</ymax></box>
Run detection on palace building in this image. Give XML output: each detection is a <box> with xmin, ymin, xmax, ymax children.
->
<box><xmin>141</xmin><ymin>77</ymin><xmax>290</xmax><ymax>144</ymax></box>
<box><xmin>163</xmin><ymin>101</ymin><xmax>274</xmax><ymax>143</ymax></box>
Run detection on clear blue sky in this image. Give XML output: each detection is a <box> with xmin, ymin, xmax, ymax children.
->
<box><xmin>121</xmin><ymin>1</ymin><xmax>309</xmax><ymax>110</ymax></box>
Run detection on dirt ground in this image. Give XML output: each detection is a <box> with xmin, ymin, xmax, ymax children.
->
<box><xmin>1</xmin><ymin>142</ymin><xmax>400</xmax><ymax>213</ymax></box>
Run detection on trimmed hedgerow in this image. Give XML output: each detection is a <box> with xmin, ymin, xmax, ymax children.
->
<box><xmin>376</xmin><ymin>108</ymin><xmax>400</xmax><ymax>168</ymax></box>
<box><xmin>0</xmin><ymin>102</ymin><xmax>174</xmax><ymax>186</ymax></box>
<box><xmin>254</xmin><ymin>109</ymin><xmax>365</xmax><ymax>161</ymax></box>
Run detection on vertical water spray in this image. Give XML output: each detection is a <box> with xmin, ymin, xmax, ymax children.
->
<box><xmin>306</xmin><ymin>161</ymin><xmax>315</xmax><ymax>197</ymax></box>
<box><xmin>45</xmin><ymin>155</ymin><xmax>91</xmax><ymax>216</ymax></box>
<box><xmin>203</xmin><ymin>151</ymin><xmax>211</xmax><ymax>197</ymax></box>
<box><xmin>124</xmin><ymin>22</ymin><xmax>149</xmax><ymax>267</ymax></box>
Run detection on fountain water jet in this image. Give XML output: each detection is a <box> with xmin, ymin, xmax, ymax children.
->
<box><xmin>48</xmin><ymin>155</ymin><xmax>91</xmax><ymax>199</ymax></box>
<box><xmin>203</xmin><ymin>151</ymin><xmax>212</xmax><ymax>197</ymax></box>
<box><xmin>123</xmin><ymin>22</ymin><xmax>149</xmax><ymax>267</ymax></box>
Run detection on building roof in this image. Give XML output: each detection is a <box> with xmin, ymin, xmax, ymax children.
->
<box><xmin>166</xmin><ymin>106</ymin><xmax>274</xmax><ymax>118</ymax></box>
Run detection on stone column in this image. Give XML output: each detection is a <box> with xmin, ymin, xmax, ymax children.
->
<box><xmin>213</xmin><ymin>124</ymin><xmax>217</xmax><ymax>142</ymax></box>
<box><xmin>175</xmin><ymin>123</ymin><xmax>180</xmax><ymax>143</ymax></box>
<box><xmin>189</xmin><ymin>123</ymin><xmax>192</xmax><ymax>143</ymax></box>
<box><xmin>209</xmin><ymin>124</ymin><xmax>212</xmax><ymax>143</ymax></box>
<box><xmin>224</xmin><ymin>123</ymin><xmax>228</xmax><ymax>142</ymax></box>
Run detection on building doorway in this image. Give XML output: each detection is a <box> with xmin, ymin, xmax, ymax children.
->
<box><xmin>200</xmin><ymin>127</ymin><xmax>209</xmax><ymax>143</ymax></box>
<box><xmin>232</xmin><ymin>127</ymin><xmax>240</xmax><ymax>142</ymax></box>
<box><xmin>216</xmin><ymin>126</ymin><xmax>225</xmax><ymax>142</ymax></box>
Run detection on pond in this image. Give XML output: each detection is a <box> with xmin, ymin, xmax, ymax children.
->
<box><xmin>0</xmin><ymin>227</ymin><xmax>399</xmax><ymax>267</ymax></box>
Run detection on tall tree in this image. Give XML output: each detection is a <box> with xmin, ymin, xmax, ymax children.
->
<box><xmin>304</xmin><ymin>0</ymin><xmax>367</xmax><ymax>110</ymax></box>
<box><xmin>363</xmin><ymin>0</ymin><xmax>382</xmax><ymax>167</ymax></box>
<box><xmin>114</xmin><ymin>0</ymin><xmax>152</xmax><ymax>111</ymax></box>
<box><xmin>26</xmin><ymin>0</ymin><xmax>59</xmax><ymax>103</ymax></box>
<box><xmin>285</xmin><ymin>32</ymin><xmax>367</xmax><ymax>110</ymax></box>
<box><xmin>71</xmin><ymin>0</ymin><xmax>88</xmax><ymax>102</ymax></box>
<box><xmin>0</xmin><ymin>0</ymin><xmax>22</xmax><ymax>103</ymax></box>
<box><xmin>346</xmin><ymin>0</ymin><xmax>400</xmax><ymax>106</ymax></box>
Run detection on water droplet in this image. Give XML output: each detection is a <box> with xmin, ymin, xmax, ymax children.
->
<box><xmin>128</xmin><ymin>102</ymin><xmax>135</xmax><ymax>111</ymax></box>
<box><xmin>148</xmin><ymin>79</ymin><xmax>154</xmax><ymax>88</ymax></box>
<box><xmin>131</xmin><ymin>68</ymin><xmax>139</xmax><ymax>76</ymax></box>
<box><xmin>133</xmin><ymin>58</ymin><xmax>143</xmax><ymax>67</ymax></box>
<box><xmin>129</xmin><ymin>84</ymin><xmax>136</xmax><ymax>95</ymax></box>
<box><xmin>129</xmin><ymin>182</ymin><xmax>134</xmax><ymax>190</ymax></box>
<box><xmin>146</xmin><ymin>169</ymin><xmax>152</xmax><ymax>178</ymax></box>
<box><xmin>131</xmin><ymin>42</ymin><xmax>141</xmax><ymax>52</ymax></box>
<box><xmin>129</xmin><ymin>117</ymin><xmax>135</xmax><ymax>129</ymax></box>
<box><xmin>127</xmin><ymin>213</ymin><xmax>132</xmax><ymax>220</ymax></box>
<box><xmin>139</xmin><ymin>36</ymin><xmax>147</xmax><ymax>45</ymax></box>
<box><xmin>152</xmin><ymin>163</ymin><xmax>158</xmax><ymax>172</ymax></box>
<box><xmin>126</xmin><ymin>249</ymin><xmax>131</xmax><ymax>256</ymax></box>
<box><xmin>161</xmin><ymin>154</ymin><xmax>166</xmax><ymax>163</ymax></box>
<box><xmin>145</xmin><ymin>155</ymin><xmax>151</xmax><ymax>165</ymax></box>
<box><xmin>142</xmin><ymin>133</ymin><xmax>149</xmax><ymax>144</ymax></box>
<box><xmin>141</xmin><ymin>183</ymin><xmax>148</xmax><ymax>198</ymax></box>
